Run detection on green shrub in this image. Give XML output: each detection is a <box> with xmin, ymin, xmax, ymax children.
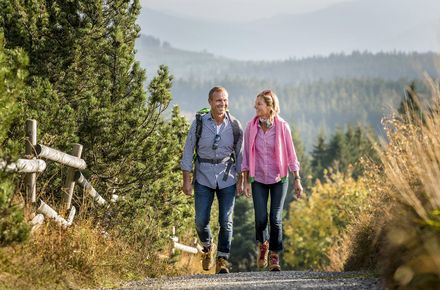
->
<box><xmin>0</xmin><ymin>32</ymin><xmax>30</xmax><ymax>246</ymax></box>
<box><xmin>284</xmin><ymin>169</ymin><xmax>370</xmax><ymax>269</ymax></box>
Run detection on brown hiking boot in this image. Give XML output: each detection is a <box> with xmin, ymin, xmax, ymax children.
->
<box><xmin>269</xmin><ymin>252</ymin><xmax>281</xmax><ymax>271</ymax></box>
<box><xmin>257</xmin><ymin>241</ymin><xmax>269</xmax><ymax>269</ymax></box>
<box><xmin>201</xmin><ymin>244</ymin><xmax>216</xmax><ymax>271</ymax></box>
<box><xmin>215</xmin><ymin>257</ymin><xmax>230</xmax><ymax>274</ymax></box>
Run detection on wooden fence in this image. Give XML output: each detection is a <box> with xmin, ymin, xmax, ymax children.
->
<box><xmin>2</xmin><ymin>119</ymin><xmax>199</xmax><ymax>256</ymax></box>
<box><xmin>1</xmin><ymin>119</ymin><xmax>111</xmax><ymax>231</ymax></box>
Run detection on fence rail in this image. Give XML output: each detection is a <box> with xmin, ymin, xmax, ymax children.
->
<box><xmin>1</xmin><ymin>119</ymin><xmax>112</xmax><ymax>231</ymax></box>
<box><xmin>170</xmin><ymin>226</ymin><xmax>203</xmax><ymax>256</ymax></box>
<box><xmin>0</xmin><ymin>159</ymin><xmax>46</xmax><ymax>173</ymax></box>
<box><xmin>3</xmin><ymin>119</ymin><xmax>194</xmax><ymax>260</ymax></box>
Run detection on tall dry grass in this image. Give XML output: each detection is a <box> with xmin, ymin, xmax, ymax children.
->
<box><xmin>0</xmin><ymin>206</ymin><xmax>188</xmax><ymax>289</ymax></box>
<box><xmin>373</xmin><ymin>77</ymin><xmax>440</xmax><ymax>289</ymax></box>
<box><xmin>330</xmin><ymin>78</ymin><xmax>440</xmax><ymax>289</ymax></box>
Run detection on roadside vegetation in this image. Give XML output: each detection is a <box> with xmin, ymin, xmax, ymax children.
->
<box><xmin>0</xmin><ymin>1</ymin><xmax>195</xmax><ymax>288</ymax></box>
<box><xmin>283</xmin><ymin>79</ymin><xmax>440</xmax><ymax>289</ymax></box>
<box><xmin>1</xmin><ymin>1</ymin><xmax>439</xmax><ymax>289</ymax></box>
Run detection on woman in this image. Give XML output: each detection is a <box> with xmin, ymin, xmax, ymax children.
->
<box><xmin>242</xmin><ymin>89</ymin><xmax>303</xmax><ymax>271</ymax></box>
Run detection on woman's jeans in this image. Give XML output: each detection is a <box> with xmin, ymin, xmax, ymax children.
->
<box><xmin>194</xmin><ymin>181</ymin><xmax>236</xmax><ymax>259</ymax></box>
<box><xmin>252</xmin><ymin>180</ymin><xmax>288</xmax><ymax>252</ymax></box>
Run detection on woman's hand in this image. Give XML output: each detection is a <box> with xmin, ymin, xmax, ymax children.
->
<box><xmin>294</xmin><ymin>179</ymin><xmax>303</xmax><ymax>199</ymax></box>
<box><xmin>243</xmin><ymin>182</ymin><xmax>252</xmax><ymax>198</ymax></box>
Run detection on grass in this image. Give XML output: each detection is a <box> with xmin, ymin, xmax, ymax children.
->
<box><xmin>326</xmin><ymin>77</ymin><xmax>440</xmax><ymax>289</ymax></box>
<box><xmin>372</xmin><ymin>78</ymin><xmax>440</xmax><ymax>289</ymax></box>
<box><xmin>0</xmin><ymin>212</ymin><xmax>185</xmax><ymax>289</ymax></box>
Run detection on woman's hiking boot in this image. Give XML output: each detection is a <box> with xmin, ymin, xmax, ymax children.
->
<box><xmin>215</xmin><ymin>257</ymin><xmax>230</xmax><ymax>274</ymax></box>
<box><xmin>268</xmin><ymin>252</ymin><xmax>281</xmax><ymax>271</ymax></box>
<box><xmin>257</xmin><ymin>240</ymin><xmax>269</xmax><ymax>269</ymax></box>
<box><xmin>201</xmin><ymin>244</ymin><xmax>216</xmax><ymax>271</ymax></box>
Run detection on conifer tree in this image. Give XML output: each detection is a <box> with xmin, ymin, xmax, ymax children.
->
<box><xmin>230</xmin><ymin>198</ymin><xmax>256</xmax><ymax>272</ymax></box>
<box><xmin>0</xmin><ymin>32</ymin><xmax>29</xmax><ymax>246</ymax></box>
<box><xmin>311</xmin><ymin>126</ymin><xmax>377</xmax><ymax>182</ymax></box>
<box><xmin>325</xmin><ymin>128</ymin><xmax>349</xmax><ymax>175</ymax></box>
<box><xmin>398</xmin><ymin>81</ymin><xmax>424</xmax><ymax>124</ymax></box>
<box><xmin>1</xmin><ymin>0</ymin><xmax>193</xmax><ymax>248</ymax></box>
<box><xmin>311</xmin><ymin>129</ymin><xmax>328</xmax><ymax>181</ymax></box>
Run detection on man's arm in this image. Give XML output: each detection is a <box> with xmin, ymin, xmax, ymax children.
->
<box><xmin>180</xmin><ymin>121</ymin><xmax>197</xmax><ymax>196</ymax></box>
<box><xmin>234</xmin><ymin>119</ymin><xmax>244</xmax><ymax>173</ymax></box>
<box><xmin>182</xmin><ymin>170</ymin><xmax>193</xmax><ymax>196</ymax></box>
<box><xmin>234</xmin><ymin>120</ymin><xmax>244</xmax><ymax>196</ymax></box>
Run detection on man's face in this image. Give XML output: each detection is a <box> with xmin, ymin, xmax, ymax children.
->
<box><xmin>209</xmin><ymin>91</ymin><xmax>228</xmax><ymax>115</ymax></box>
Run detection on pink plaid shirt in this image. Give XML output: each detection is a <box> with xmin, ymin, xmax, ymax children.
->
<box><xmin>242</xmin><ymin>116</ymin><xmax>300</xmax><ymax>184</ymax></box>
<box><xmin>253</xmin><ymin>124</ymin><xmax>281</xmax><ymax>184</ymax></box>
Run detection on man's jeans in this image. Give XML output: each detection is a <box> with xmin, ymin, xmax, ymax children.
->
<box><xmin>194</xmin><ymin>181</ymin><xmax>236</xmax><ymax>259</ymax></box>
<box><xmin>251</xmin><ymin>180</ymin><xmax>288</xmax><ymax>252</ymax></box>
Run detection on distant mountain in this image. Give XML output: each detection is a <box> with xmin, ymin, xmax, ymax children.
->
<box><xmin>135</xmin><ymin>37</ymin><xmax>439</xmax><ymax>150</ymax></box>
<box><xmin>137</xmin><ymin>0</ymin><xmax>440</xmax><ymax>60</ymax></box>
<box><xmin>136</xmin><ymin>35</ymin><xmax>439</xmax><ymax>84</ymax></box>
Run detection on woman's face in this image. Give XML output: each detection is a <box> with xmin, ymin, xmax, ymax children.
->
<box><xmin>254</xmin><ymin>96</ymin><xmax>270</xmax><ymax>118</ymax></box>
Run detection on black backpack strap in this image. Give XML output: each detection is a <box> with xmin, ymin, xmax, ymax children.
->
<box><xmin>226</xmin><ymin>111</ymin><xmax>242</xmax><ymax>162</ymax></box>
<box><xmin>222</xmin><ymin>112</ymin><xmax>242</xmax><ymax>181</ymax></box>
<box><xmin>195</xmin><ymin>112</ymin><xmax>203</xmax><ymax>156</ymax></box>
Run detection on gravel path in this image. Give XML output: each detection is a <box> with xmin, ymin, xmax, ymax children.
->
<box><xmin>121</xmin><ymin>271</ymin><xmax>381</xmax><ymax>289</ymax></box>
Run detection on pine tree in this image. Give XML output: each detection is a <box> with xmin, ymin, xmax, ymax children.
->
<box><xmin>311</xmin><ymin>129</ymin><xmax>328</xmax><ymax>181</ymax></box>
<box><xmin>1</xmin><ymin>0</ymin><xmax>193</xmax><ymax>249</ymax></box>
<box><xmin>326</xmin><ymin>128</ymin><xmax>349</xmax><ymax>173</ymax></box>
<box><xmin>230</xmin><ymin>198</ymin><xmax>256</xmax><ymax>272</ymax></box>
<box><xmin>398</xmin><ymin>81</ymin><xmax>425</xmax><ymax>124</ymax></box>
<box><xmin>0</xmin><ymin>32</ymin><xmax>30</xmax><ymax>246</ymax></box>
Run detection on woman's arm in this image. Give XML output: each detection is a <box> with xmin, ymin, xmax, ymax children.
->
<box><xmin>284</xmin><ymin>122</ymin><xmax>303</xmax><ymax>198</ymax></box>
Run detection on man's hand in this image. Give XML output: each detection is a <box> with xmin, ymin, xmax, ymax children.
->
<box><xmin>236</xmin><ymin>181</ymin><xmax>243</xmax><ymax>196</ymax></box>
<box><xmin>182</xmin><ymin>171</ymin><xmax>193</xmax><ymax>196</ymax></box>
<box><xmin>294</xmin><ymin>179</ymin><xmax>303</xmax><ymax>199</ymax></box>
<box><xmin>235</xmin><ymin>173</ymin><xmax>244</xmax><ymax>196</ymax></box>
<box><xmin>182</xmin><ymin>181</ymin><xmax>193</xmax><ymax>196</ymax></box>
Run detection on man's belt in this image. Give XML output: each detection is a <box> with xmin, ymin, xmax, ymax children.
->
<box><xmin>198</xmin><ymin>156</ymin><xmax>235</xmax><ymax>181</ymax></box>
<box><xmin>198</xmin><ymin>156</ymin><xmax>231</xmax><ymax>164</ymax></box>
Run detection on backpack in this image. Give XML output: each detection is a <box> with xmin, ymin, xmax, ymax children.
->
<box><xmin>194</xmin><ymin>108</ymin><xmax>241</xmax><ymax>160</ymax></box>
<box><xmin>193</xmin><ymin>108</ymin><xmax>242</xmax><ymax>181</ymax></box>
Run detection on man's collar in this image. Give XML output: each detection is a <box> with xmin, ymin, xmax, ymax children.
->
<box><xmin>208</xmin><ymin>112</ymin><xmax>229</xmax><ymax>121</ymax></box>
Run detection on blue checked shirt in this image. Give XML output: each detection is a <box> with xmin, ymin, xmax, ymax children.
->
<box><xmin>180</xmin><ymin>113</ymin><xmax>243</xmax><ymax>189</ymax></box>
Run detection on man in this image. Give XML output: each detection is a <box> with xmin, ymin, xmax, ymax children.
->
<box><xmin>181</xmin><ymin>86</ymin><xmax>243</xmax><ymax>274</ymax></box>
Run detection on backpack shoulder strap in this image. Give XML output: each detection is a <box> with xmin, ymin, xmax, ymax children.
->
<box><xmin>195</xmin><ymin>108</ymin><xmax>210</xmax><ymax>155</ymax></box>
<box><xmin>226</xmin><ymin>111</ymin><xmax>242</xmax><ymax>148</ymax></box>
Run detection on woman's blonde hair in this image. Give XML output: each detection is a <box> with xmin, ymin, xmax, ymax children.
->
<box><xmin>257</xmin><ymin>89</ymin><xmax>280</xmax><ymax>120</ymax></box>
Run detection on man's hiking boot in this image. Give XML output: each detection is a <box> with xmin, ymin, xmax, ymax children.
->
<box><xmin>257</xmin><ymin>240</ymin><xmax>269</xmax><ymax>269</ymax></box>
<box><xmin>215</xmin><ymin>257</ymin><xmax>230</xmax><ymax>274</ymax></box>
<box><xmin>269</xmin><ymin>252</ymin><xmax>281</xmax><ymax>271</ymax></box>
<box><xmin>201</xmin><ymin>244</ymin><xmax>216</xmax><ymax>271</ymax></box>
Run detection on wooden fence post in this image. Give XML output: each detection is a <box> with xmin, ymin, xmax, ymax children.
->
<box><xmin>64</xmin><ymin>144</ymin><xmax>83</xmax><ymax>209</ymax></box>
<box><xmin>25</xmin><ymin>119</ymin><xmax>37</xmax><ymax>203</ymax></box>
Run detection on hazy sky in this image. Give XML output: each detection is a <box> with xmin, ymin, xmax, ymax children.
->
<box><xmin>141</xmin><ymin>0</ymin><xmax>353</xmax><ymax>22</ymax></box>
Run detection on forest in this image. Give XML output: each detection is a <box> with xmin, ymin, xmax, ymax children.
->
<box><xmin>139</xmin><ymin>35</ymin><xmax>438</xmax><ymax>150</ymax></box>
<box><xmin>1</xmin><ymin>1</ymin><xmax>440</xmax><ymax>289</ymax></box>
